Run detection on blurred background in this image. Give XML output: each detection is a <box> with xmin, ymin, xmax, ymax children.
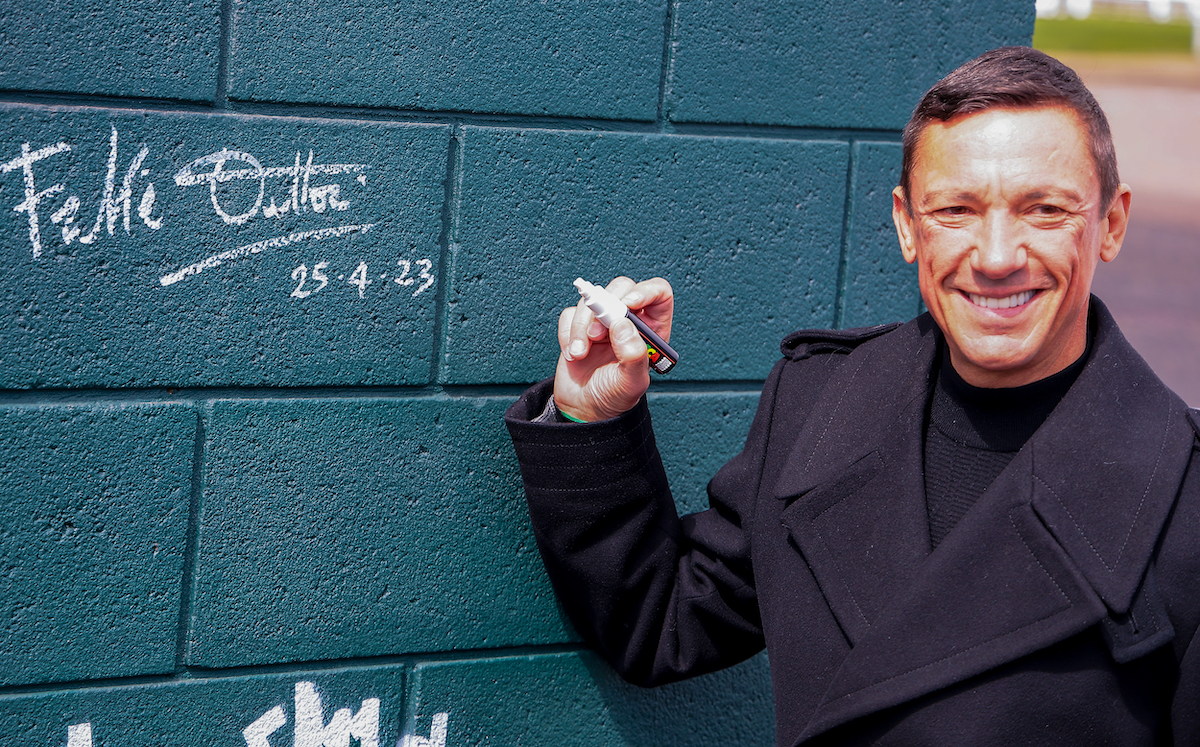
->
<box><xmin>1033</xmin><ymin>0</ymin><xmax>1200</xmax><ymax>405</ymax></box>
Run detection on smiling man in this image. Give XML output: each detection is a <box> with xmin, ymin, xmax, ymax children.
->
<box><xmin>505</xmin><ymin>48</ymin><xmax>1200</xmax><ymax>745</ymax></box>
<box><xmin>893</xmin><ymin>59</ymin><xmax>1131</xmax><ymax>390</ymax></box>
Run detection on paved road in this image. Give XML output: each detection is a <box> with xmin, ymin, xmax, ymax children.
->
<box><xmin>1086</xmin><ymin>80</ymin><xmax>1200</xmax><ymax>406</ymax></box>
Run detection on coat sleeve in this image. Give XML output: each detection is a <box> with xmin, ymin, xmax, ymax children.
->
<box><xmin>504</xmin><ymin>360</ymin><xmax>789</xmax><ymax>687</ymax></box>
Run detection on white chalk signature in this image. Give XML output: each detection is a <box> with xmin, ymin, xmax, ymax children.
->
<box><xmin>2</xmin><ymin>128</ymin><xmax>379</xmax><ymax>288</ymax></box>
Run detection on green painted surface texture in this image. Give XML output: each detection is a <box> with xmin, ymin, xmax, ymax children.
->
<box><xmin>188</xmin><ymin>398</ymin><xmax>574</xmax><ymax>668</ymax></box>
<box><xmin>0</xmin><ymin>0</ymin><xmax>222</xmax><ymax>102</ymax></box>
<box><xmin>407</xmin><ymin>652</ymin><xmax>774</xmax><ymax>747</ymax></box>
<box><xmin>228</xmin><ymin>0</ymin><xmax>666</xmax><ymax>120</ymax></box>
<box><xmin>669</xmin><ymin>0</ymin><xmax>1034</xmax><ymax>129</ymax></box>
<box><xmin>446</xmin><ymin>129</ymin><xmax>849</xmax><ymax>384</ymax></box>
<box><xmin>841</xmin><ymin>142</ymin><xmax>921</xmax><ymax>328</ymax></box>
<box><xmin>0</xmin><ymin>404</ymin><xmax>195</xmax><ymax>686</ymax></box>
<box><xmin>650</xmin><ymin>392</ymin><xmax>760</xmax><ymax>515</ymax></box>
<box><xmin>0</xmin><ymin>0</ymin><xmax>1032</xmax><ymax>744</ymax></box>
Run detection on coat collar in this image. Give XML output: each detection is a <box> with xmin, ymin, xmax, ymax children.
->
<box><xmin>773</xmin><ymin>298</ymin><xmax>1195</xmax><ymax>744</ymax></box>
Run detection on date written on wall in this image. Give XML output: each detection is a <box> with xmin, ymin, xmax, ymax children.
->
<box><xmin>291</xmin><ymin>258</ymin><xmax>435</xmax><ymax>299</ymax></box>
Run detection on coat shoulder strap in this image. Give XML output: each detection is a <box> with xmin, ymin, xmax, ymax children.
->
<box><xmin>780</xmin><ymin>322</ymin><xmax>903</xmax><ymax>361</ymax></box>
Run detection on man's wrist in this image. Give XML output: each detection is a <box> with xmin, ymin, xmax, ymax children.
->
<box><xmin>558</xmin><ymin>407</ymin><xmax>587</xmax><ymax>423</ymax></box>
<box><xmin>533</xmin><ymin>395</ymin><xmax>588</xmax><ymax>424</ymax></box>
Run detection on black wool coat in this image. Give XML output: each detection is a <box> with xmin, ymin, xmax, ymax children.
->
<box><xmin>505</xmin><ymin>300</ymin><xmax>1200</xmax><ymax>746</ymax></box>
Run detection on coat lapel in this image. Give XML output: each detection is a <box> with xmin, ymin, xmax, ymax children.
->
<box><xmin>1027</xmin><ymin>301</ymin><xmax>1195</xmax><ymax>615</ymax></box>
<box><xmin>795</xmin><ymin>449</ymin><xmax>1108</xmax><ymax>742</ymax></box>
<box><xmin>775</xmin><ymin>316</ymin><xmax>938</xmax><ymax>645</ymax></box>
<box><xmin>774</xmin><ymin>300</ymin><xmax>1196</xmax><ymax>744</ymax></box>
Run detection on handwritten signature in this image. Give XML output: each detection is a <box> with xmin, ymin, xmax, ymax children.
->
<box><xmin>1</xmin><ymin>127</ymin><xmax>374</xmax><ymax>282</ymax></box>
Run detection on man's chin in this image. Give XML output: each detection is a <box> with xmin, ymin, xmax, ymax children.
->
<box><xmin>944</xmin><ymin>334</ymin><xmax>1045</xmax><ymax>385</ymax></box>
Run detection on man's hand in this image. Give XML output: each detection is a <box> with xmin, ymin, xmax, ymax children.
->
<box><xmin>554</xmin><ymin>276</ymin><xmax>674</xmax><ymax>422</ymax></box>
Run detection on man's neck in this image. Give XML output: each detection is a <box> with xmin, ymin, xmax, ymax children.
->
<box><xmin>922</xmin><ymin>322</ymin><xmax>1094</xmax><ymax>548</ymax></box>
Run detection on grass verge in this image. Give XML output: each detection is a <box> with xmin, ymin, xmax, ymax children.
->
<box><xmin>1034</xmin><ymin>14</ymin><xmax>1192</xmax><ymax>53</ymax></box>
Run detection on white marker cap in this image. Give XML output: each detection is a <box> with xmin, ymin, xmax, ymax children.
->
<box><xmin>574</xmin><ymin>278</ymin><xmax>628</xmax><ymax>329</ymax></box>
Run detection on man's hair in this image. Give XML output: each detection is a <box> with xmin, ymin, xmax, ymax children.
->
<box><xmin>900</xmin><ymin>46</ymin><xmax>1119</xmax><ymax>211</ymax></box>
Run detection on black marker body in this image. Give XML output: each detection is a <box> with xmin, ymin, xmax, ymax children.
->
<box><xmin>572</xmin><ymin>277</ymin><xmax>679</xmax><ymax>375</ymax></box>
<box><xmin>627</xmin><ymin>311</ymin><xmax>678</xmax><ymax>374</ymax></box>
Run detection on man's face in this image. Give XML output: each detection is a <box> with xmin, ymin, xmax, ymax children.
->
<box><xmin>893</xmin><ymin>105</ymin><xmax>1131</xmax><ymax>388</ymax></box>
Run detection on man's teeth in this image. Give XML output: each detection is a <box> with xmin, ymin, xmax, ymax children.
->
<box><xmin>968</xmin><ymin>290</ymin><xmax>1034</xmax><ymax>310</ymax></box>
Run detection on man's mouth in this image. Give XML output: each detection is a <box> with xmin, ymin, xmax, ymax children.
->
<box><xmin>966</xmin><ymin>290</ymin><xmax>1034</xmax><ymax>310</ymax></box>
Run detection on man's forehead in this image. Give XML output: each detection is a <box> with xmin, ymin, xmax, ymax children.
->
<box><xmin>917</xmin><ymin>103</ymin><xmax>1088</xmax><ymax>153</ymax></box>
<box><xmin>908</xmin><ymin>104</ymin><xmax>1099</xmax><ymax>198</ymax></box>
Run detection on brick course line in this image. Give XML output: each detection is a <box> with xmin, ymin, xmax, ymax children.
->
<box><xmin>175</xmin><ymin>408</ymin><xmax>207</xmax><ymax>669</ymax></box>
<box><xmin>834</xmin><ymin>139</ymin><xmax>859</xmax><ymax>329</ymax></box>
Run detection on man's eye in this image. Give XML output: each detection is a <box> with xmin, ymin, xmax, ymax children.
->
<box><xmin>937</xmin><ymin>206</ymin><xmax>971</xmax><ymax>216</ymax></box>
<box><xmin>1031</xmin><ymin>204</ymin><xmax>1065</xmax><ymax>216</ymax></box>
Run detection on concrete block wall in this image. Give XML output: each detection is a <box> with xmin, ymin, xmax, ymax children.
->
<box><xmin>0</xmin><ymin>2</ymin><xmax>1031</xmax><ymax>745</ymax></box>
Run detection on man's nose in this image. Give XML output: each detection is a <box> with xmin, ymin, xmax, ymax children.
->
<box><xmin>970</xmin><ymin>213</ymin><xmax>1027</xmax><ymax>278</ymax></box>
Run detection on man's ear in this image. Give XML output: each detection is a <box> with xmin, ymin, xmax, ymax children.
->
<box><xmin>893</xmin><ymin>186</ymin><xmax>918</xmax><ymax>264</ymax></box>
<box><xmin>1100</xmin><ymin>184</ymin><xmax>1132</xmax><ymax>263</ymax></box>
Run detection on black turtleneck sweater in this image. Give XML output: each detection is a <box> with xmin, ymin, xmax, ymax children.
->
<box><xmin>924</xmin><ymin>336</ymin><xmax>1092</xmax><ymax>549</ymax></box>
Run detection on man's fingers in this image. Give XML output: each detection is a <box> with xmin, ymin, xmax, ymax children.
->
<box><xmin>609</xmin><ymin>317</ymin><xmax>648</xmax><ymax>367</ymax></box>
<box><xmin>617</xmin><ymin>277</ymin><xmax>673</xmax><ymax>343</ymax></box>
<box><xmin>620</xmin><ymin>277</ymin><xmax>672</xmax><ymax>311</ymax></box>
<box><xmin>554</xmin><ymin>278</ymin><xmax>654</xmax><ymax>421</ymax></box>
<box><xmin>604</xmin><ymin>276</ymin><xmax>638</xmax><ymax>299</ymax></box>
<box><xmin>557</xmin><ymin>306</ymin><xmax>576</xmax><ymax>355</ymax></box>
<box><xmin>564</xmin><ymin>275</ymin><xmax>671</xmax><ymax>362</ymax></box>
<box><xmin>565</xmin><ymin>295</ymin><xmax>596</xmax><ymax>361</ymax></box>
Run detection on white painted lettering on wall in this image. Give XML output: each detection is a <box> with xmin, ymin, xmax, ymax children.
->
<box><xmin>289</xmin><ymin>257</ymin><xmax>435</xmax><ymax>300</ymax></box>
<box><xmin>293</xmin><ymin>681</ymin><xmax>380</xmax><ymax>747</ymax></box>
<box><xmin>1</xmin><ymin>129</ymin><xmax>392</xmax><ymax>289</ymax></box>
<box><xmin>243</xmin><ymin>706</ymin><xmax>288</xmax><ymax>747</ymax></box>
<box><xmin>399</xmin><ymin>713</ymin><xmax>449</xmax><ymax>747</ymax></box>
<box><xmin>172</xmin><ymin>148</ymin><xmax>365</xmax><ymax>227</ymax></box>
<box><xmin>242</xmin><ymin>681</ymin><xmax>382</xmax><ymax>747</ymax></box>
<box><xmin>65</xmin><ymin>723</ymin><xmax>92</xmax><ymax>747</ymax></box>
<box><xmin>2</xmin><ymin>128</ymin><xmax>165</xmax><ymax>259</ymax></box>
<box><xmin>0</xmin><ymin>140</ymin><xmax>72</xmax><ymax>259</ymax></box>
<box><xmin>159</xmin><ymin>224</ymin><xmax>377</xmax><ymax>287</ymax></box>
<box><xmin>56</xmin><ymin>681</ymin><xmax>447</xmax><ymax>747</ymax></box>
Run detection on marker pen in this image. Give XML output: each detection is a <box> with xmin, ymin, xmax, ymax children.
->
<box><xmin>574</xmin><ymin>278</ymin><xmax>679</xmax><ymax>374</ymax></box>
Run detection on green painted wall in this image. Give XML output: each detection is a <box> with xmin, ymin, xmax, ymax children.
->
<box><xmin>0</xmin><ymin>2</ymin><xmax>1031</xmax><ymax>745</ymax></box>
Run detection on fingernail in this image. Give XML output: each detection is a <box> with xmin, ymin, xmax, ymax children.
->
<box><xmin>569</xmin><ymin>339</ymin><xmax>586</xmax><ymax>358</ymax></box>
<box><xmin>588</xmin><ymin>321</ymin><xmax>604</xmax><ymax>338</ymax></box>
<box><xmin>624</xmin><ymin>291</ymin><xmax>642</xmax><ymax>305</ymax></box>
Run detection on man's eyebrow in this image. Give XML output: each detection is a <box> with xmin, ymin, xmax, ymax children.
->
<box><xmin>1023</xmin><ymin>188</ymin><xmax>1086</xmax><ymax>203</ymax></box>
<box><xmin>918</xmin><ymin>190</ymin><xmax>976</xmax><ymax>207</ymax></box>
<box><xmin>918</xmin><ymin>188</ymin><xmax>1088</xmax><ymax>207</ymax></box>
